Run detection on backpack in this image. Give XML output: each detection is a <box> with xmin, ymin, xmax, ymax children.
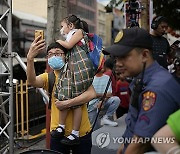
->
<box><xmin>87</xmin><ymin>33</ymin><xmax>105</xmax><ymax>72</ymax></box>
<box><xmin>48</xmin><ymin>71</ymin><xmax>55</xmax><ymax>109</ymax></box>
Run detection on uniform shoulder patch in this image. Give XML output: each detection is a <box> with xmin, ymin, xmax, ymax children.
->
<box><xmin>142</xmin><ymin>91</ymin><xmax>156</xmax><ymax>111</ymax></box>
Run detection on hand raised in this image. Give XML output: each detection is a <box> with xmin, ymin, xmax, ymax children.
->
<box><xmin>27</xmin><ymin>36</ymin><xmax>46</xmax><ymax>60</ymax></box>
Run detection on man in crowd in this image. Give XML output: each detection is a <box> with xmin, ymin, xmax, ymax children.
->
<box><xmin>151</xmin><ymin>16</ymin><xmax>170</xmax><ymax>69</ymax></box>
<box><xmin>26</xmin><ymin>37</ymin><xmax>92</xmax><ymax>154</ymax></box>
<box><xmin>88</xmin><ymin>58</ymin><xmax>120</xmax><ymax>130</ymax></box>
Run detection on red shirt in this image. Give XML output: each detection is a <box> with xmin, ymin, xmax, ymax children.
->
<box><xmin>115</xmin><ymin>80</ymin><xmax>130</xmax><ymax>109</ymax></box>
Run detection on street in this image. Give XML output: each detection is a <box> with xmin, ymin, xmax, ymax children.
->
<box><xmin>14</xmin><ymin>115</ymin><xmax>127</xmax><ymax>154</ymax></box>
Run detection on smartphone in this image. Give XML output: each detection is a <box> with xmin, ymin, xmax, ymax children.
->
<box><xmin>35</xmin><ymin>30</ymin><xmax>44</xmax><ymax>40</ymax></box>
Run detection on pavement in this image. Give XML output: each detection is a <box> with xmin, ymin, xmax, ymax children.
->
<box><xmin>91</xmin><ymin>115</ymin><xmax>126</xmax><ymax>154</ymax></box>
<box><xmin>14</xmin><ymin>137</ymin><xmax>46</xmax><ymax>154</ymax></box>
<box><xmin>14</xmin><ymin>115</ymin><xmax>127</xmax><ymax>154</ymax></box>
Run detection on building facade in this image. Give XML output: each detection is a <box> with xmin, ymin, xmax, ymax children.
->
<box><xmin>11</xmin><ymin>0</ymin><xmax>97</xmax><ymax>56</ymax></box>
<box><xmin>97</xmin><ymin>3</ymin><xmax>113</xmax><ymax>47</ymax></box>
<box><xmin>67</xmin><ymin>0</ymin><xmax>97</xmax><ymax>33</ymax></box>
<box><xmin>12</xmin><ymin>0</ymin><xmax>47</xmax><ymax>19</ymax></box>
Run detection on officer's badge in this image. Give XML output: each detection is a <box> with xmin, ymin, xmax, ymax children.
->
<box><xmin>114</xmin><ymin>30</ymin><xmax>123</xmax><ymax>43</ymax></box>
<box><xmin>142</xmin><ymin>91</ymin><xmax>156</xmax><ymax>111</ymax></box>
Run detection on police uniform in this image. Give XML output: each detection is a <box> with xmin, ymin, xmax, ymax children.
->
<box><xmin>123</xmin><ymin>61</ymin><xmax>180</xmax><ymax>150</ymax></box>
<box><xmin>103</xmin><ymin>27</ymin><xmax>180</xmax><ymax>153</ymax></box>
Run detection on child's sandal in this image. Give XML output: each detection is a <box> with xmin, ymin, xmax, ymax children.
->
<box><xmin>60</xmin><ymin>133</ymin><xmax>80</xmax><ymax>146</ymax></box>
<box><xmin>51</xmin><ymin>126</ymin><xmax>65</xmax><ymax>139</ymax></box>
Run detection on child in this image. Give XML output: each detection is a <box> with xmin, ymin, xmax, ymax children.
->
<box><xmin>52</xmin><ymin>15</ymin><xmax>94</xmax><ymax>145</ymax></box>
<box><xmin>115</xmin><ymin>73</ymin><xmax>130</xmax><ymax>118</ymax></box>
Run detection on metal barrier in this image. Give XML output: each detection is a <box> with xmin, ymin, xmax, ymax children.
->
<box><xmin>15</xmin><ymin>80</ymin><xmax>29</xmax><ymax>139</ymax></box>
<box><xmin>15</xmin><ymin>79</ymin><xmax>47</xmax><ymax>141</ymax></box>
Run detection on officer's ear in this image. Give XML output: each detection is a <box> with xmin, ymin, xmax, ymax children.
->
<box><xmin>141</xmin><ymin>49</ymin><xmax>149</xmax><ymax>63</ymax></box>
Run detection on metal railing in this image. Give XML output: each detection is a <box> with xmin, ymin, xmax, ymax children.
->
<box><xmin>15</xmin><ymin>79</ymin><xmax>47</xmax><ymax>141</ymax></box>
<box><xmin>15</xmin><ymin>80</ymin><xmax>29</xmax><ymax>139</ymax></box>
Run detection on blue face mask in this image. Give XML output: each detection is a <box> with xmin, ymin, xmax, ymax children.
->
<box><xmin>48</xmin><ymin>56</ymin><xmax>65</xmax><ymax>70</ymax></box>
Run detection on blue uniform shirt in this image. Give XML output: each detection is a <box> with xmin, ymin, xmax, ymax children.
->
<box><xmin>123</xmin><ymin>61</ymin><xmax>180</xmax><ymax>148</ymax></box>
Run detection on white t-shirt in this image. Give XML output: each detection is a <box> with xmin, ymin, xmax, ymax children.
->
<box><xmin>66</xmin><ymin>29</ymin><xmax>85</xmax><ymax>44</ymax></box>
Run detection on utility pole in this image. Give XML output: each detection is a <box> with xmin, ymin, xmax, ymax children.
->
<box><xmin>140</xmin><ymin>0</ymin><xmax>149</xmax><ymax>31</ymax></box>
<box><xmin>47</xmin><ymin>0</ymin><xmax>67</xmax><ymax>45</ymax></box>
<box><xmin>46</xmin><ymin>0</ymin><xmax>67</xmax><ymax>149</ymax></box>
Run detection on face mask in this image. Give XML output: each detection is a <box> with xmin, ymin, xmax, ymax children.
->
<box><xmin>60</xmin><ymin>27</ymin><xmax>67</xmax><ymax>39</ymax></box>
<box><xmin>48</xmin><ymin>56</ymin><xmax>65</xmax><ymax>70</ymax></box>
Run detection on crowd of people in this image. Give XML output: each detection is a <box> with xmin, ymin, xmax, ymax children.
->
<box><xmin>26</xmin><ymin>14</ymin><xmax>180</xmax><ymax>154</ymax></box>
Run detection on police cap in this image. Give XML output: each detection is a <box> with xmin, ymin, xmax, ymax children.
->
<box><xmin>103</xmin><ymin>27</ymin><xmax>152</xmax><ymax>57</ymax></box>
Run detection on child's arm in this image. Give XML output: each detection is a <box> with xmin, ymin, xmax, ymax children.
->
<box><xmin>57</xmin><ymin>29</ymin><xmax>83</xmax><ymax>49</ymax></box>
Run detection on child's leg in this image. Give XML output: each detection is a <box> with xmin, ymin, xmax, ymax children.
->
<box><xmin>67</xmin><ymin>107</ymin><xmax>82</xmax><ymax>140</ymax></box>
<box><xmin>57</xmin><ymin>110</ymin><xmax>68</xmax><ymax>133</ymax></box>
<box><xmin>59</xmin><ymin>110</ymin><xmax>68</xmax><ymax>125</ymax></box>
<box><xmin>51</xmin><ymin>110</ymin><xmax>68</xmax><ymax>138</ymax></box>
<box><xmin>73</xmin><ymin>107</ymin><xmax>82</xmax><ymax>130</ymax></box>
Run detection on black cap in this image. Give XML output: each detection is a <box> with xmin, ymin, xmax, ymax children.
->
<box><xmin>104</xmin><ymin>27</ymin><xmax>152</xmax><ymax>57</ymax></box>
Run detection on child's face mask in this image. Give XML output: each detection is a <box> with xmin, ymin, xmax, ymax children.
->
<box><xmin>60</xmin><ymin>27</ymin><xmax>67</xmax><ymax>39</ymax></box>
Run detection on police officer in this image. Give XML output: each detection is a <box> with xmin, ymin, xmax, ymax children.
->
<box><xmin>55</xmin><ymin>28</ymin><xmax>180</xmax><ymax>154</ymax></box>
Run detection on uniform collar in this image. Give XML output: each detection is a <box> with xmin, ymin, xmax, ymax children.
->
<box><xmin>143</xmin><ymin>61</ymin><xmax>160</xmax><ymax>83</ymax></box>
<box><xmin>130</xmin><ymin>61</ymin><xmax>160</xmax><ymax>90</ymax></box>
